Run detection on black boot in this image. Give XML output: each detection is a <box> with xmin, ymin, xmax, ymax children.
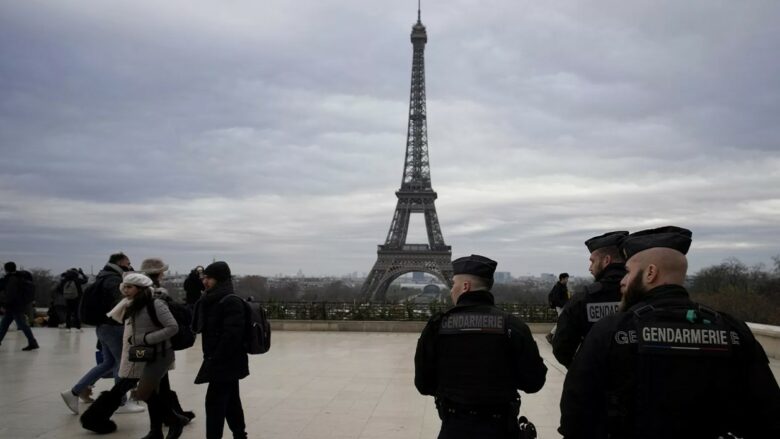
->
<box><xmin>164</xmin><ymin>412</ymin><xmax>190</xmax><ymax>427</ymax></box>
<box><xmin>168</xmin><ymin>391</ymin><xmax>195</xmax><ymax>422</ymax></box>
<box><xmin>22</xmin><ymin>340</ymin><xmax>39</xmax><ymax>351</ymax></box>
<box><xmin>81</xmin><ymin>391</ymin><xmax>121</xmax><ymax>434</ymax></box>
<box><xmin>165</xmin><ymin>417</ymin><xmax>184</xmax><ymax>439</ymax></box>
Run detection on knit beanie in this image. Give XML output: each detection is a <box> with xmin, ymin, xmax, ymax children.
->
<box><xmin>203</xmin><ymin>261</ymin><xmax>231</xmax><ymax>282</ymax></box>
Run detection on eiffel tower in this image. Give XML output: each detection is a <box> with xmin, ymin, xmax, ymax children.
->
<box><xmin>361</xmin><ymin>5</ymin><xmax>453</xmax><ymax>302</ymax></box>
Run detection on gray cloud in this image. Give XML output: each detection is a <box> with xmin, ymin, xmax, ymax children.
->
<box><xmin>1</xmin><ymin>0</ymin><xmax>779</xmax><ymax>277</ymax></box>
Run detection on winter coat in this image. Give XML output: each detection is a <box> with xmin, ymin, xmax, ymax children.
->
<box><xmin>183</xmin><ymin>270</ymin><xmax>203</xmax><ymax>305</ymax></box>
<box><xmin>193</xmin><ymin>281</ymin><xmax>249</xmax><ymax>384</ymax></box>
<box><xmin>119</xmin><ymin>298</ymin><xmax>178</xmax><ymax>379</ymax></box>
<box><xmin>0</xmin><ymin>272</ymin><xmax>34</xmax><ymax>312</ymax></box>
<box><xmin>57</xmin><ymin>270</ymin><xmax>88</xmax><ymax>298</ymax></box>
<box><xmin>94</xmin><ymin>263</ymin><xmax>126</xmax><ymax>326</ymax></box>
<box><xmin>549</xmin><ymin>281</ymin><xmax>570</xmax><ymax>309</ymax></box>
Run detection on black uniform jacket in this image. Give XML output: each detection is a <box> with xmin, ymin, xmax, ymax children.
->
<box><xmin>414</xmin><ymin>290</ymin><xmax>547</xmax><ymax>405</ymax></box>
<box><xmin>193</xmin><ymin>281</ymin><xmax>249</xmax><ymax>384</ymax></box>
<box><xmin>559</xmin><ymin>285</ymin><xmax>780</xmax><ymax>439</ymax></box>
<box><xmin>552</xmin><ymin>263</ymin><xmax>625</xmax><ymax>367</ymax></box>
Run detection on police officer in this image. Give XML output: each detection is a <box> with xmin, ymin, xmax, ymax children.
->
<box><xmin>552</xmin><ymin>231</ymin><xmax>628</xmax><ymax>367</ymax></box>
<box><xmin>415</xmin><ymin>254</ymin><xmax>547</xmax><ymax>439</ymax></box>
<box><xmin>559</xmin><ymin>226</ymin><xmax>780</xmax><ymax>439</ymax></box>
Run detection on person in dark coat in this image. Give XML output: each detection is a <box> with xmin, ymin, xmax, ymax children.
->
<box><xmin>183</xmin><ymin>266</ymin><xmax>204</xmax><ymax>307</ymax></box>
<box><xmin>0</xmin><ymin>261</ymin><xmax>39</xmax><ymax>350</ymax></box>
<box><xmin>552</xmin><ymin>231</ymin><xmax>627</xmax><ymax>367</ymax></box>
<box><xmin>546</xmin><ymin>272</ymin><xmax>570</xmax><ymax>343</ymax></box>
<box><xmin>61</xmin><ymin>253</ymin><xmax>146</xmax><ymax>415</ymax></box>
<box><xmin>192</xmin><ymin>261</ymin><xmax>248</xmax><ymax>439</ymax></box>
<box><xmin>58</xmin><ymin>267</ymin><xmax>89</xmax><ymax>331</ymax></box>
<box><xmin>559</xmin><ymin>226</ymin><xmax>780</xmax><ymax>439</ymax></box>
<box><xmin>415</xmin><ymin>254</ymin><xmax>547</xmax><ymax>439</ymax></box>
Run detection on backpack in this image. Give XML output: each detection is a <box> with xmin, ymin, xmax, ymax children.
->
<box><xmin>17</xmin><ymin>270</ymin><xmax>36</xmax><ymax>305</ymax></box>
<box><xmin>548</xmin><ymin>289</ymin><xmax>556</xmax><ymax>309</ymax></box>
<box><xmin>63</xmin><ymin>281</ymin><xmax>79</xmax><ymax>300</ymax></box>
<box><xmin>148</xmin><ymin>298</ymin><xmax>196</xmax><ymax>351</ymax></box>
<box><xmin>79</xmin><ymin>277</ymin><xmax>113</xmax><ymax>325</ymax></box>
<box><xmin>220</xmin><ymin>294</ymin><xmax>271</xmax><ymax>355</ymax></box>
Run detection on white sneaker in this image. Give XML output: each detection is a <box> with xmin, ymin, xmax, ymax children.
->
<box><xmin>60</xmin><ymin>390</ymin><xmax>79</xmax><ymax>415</ymax></box>
<box><xmin>115</xmin><ymin>400</ymin><xmax>146</xmax><ymax>414</ymax></box>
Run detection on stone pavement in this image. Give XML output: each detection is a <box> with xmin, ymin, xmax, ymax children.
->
<box><xmin>0</xmin><ymin>328</ymin><xmax>777</xmax><ymax>439</ymax></box>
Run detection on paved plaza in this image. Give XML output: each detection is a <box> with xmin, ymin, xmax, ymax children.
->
<box><xmin>1</xmin><ymin>327</ymin><xmax>778</xmax><ymax>439</ymax></box>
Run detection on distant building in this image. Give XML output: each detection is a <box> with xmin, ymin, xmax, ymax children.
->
<box><xmin>412</xmin><ymin>272</ymin><xmax>425</xmax><ymax>282</ymax></box>
<box><xmin>494</xmin><ymin>271</ymin><xmax>512</xmax><ymax>284</ymax></box>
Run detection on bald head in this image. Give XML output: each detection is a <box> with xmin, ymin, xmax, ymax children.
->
<box><xmin>631</xmin><ymin>247</ymin><xmax>688</xmax><ymax>286</ymax></box>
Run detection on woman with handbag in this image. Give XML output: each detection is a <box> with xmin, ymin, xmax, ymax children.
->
<box><xmin>80</xmin><ymin>272</ymin><xmax>185</xmax><ymax>439</ymax></box>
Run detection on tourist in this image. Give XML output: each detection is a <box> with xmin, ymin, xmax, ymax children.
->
<box><xmin>193</xmin><ymin>261</ymin><xmax>249</xmax><ymax>439</ymax></box>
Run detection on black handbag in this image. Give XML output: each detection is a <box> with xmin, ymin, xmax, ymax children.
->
<box><xmin>127</xmin><ymin>317</ymin><xmax>156</xmax><ymax>362</ymax></box>
<box><xmin>128</xmin><ymin>344</ymin><xmax>156</xmax><ymax>362</ymax></box>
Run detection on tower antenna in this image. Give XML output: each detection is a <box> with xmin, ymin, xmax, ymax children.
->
<box><xmin>418</xmin><ymin>0</ymin><xmax>421</xmax><ymax>22</ymax></box>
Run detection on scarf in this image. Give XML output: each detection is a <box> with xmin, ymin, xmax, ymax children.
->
<box><xmin>107</xmin><ymin>297</ymin><xmax>132</xmax><ymax>323</ymax></box>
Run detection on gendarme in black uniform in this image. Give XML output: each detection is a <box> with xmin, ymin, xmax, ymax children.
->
<box><xmin>415</xmin><ymin>254</ymin><xmax>547</xmax><ymax>439</ymax></box>
<box><xmin>559</xmin><ymin>227</ymin><xmax>780</xmax><ymax>439</ymax></box>
<box><xmin>553</xmin><ymin>231</ymin><xmax>628</xmax><ymax>368</ymax></box>
<box><xmin>553</xmin><ymin>263</ymin><xmax>624</xmax><ymax>367</ymax></box>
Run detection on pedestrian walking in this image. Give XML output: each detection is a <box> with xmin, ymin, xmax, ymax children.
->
<box><xmin>60</xmin><ymin>253</ymin><xmax>145</xmax><ymax>415</ymax></box>
<box><xmin>192</xmin><ymin>261</ymin><xmax>249</xmax><ymax>439</ymax></box>
<box><xmin>80</xmin><ymin>272</ymin><xmax>184</xmax><ymax>438</ymax></box>
<box><xmin>139</xmin><ymin>257</ymin><xmax>196</xmax><ymax>426</ymax></box>
<box><xmin>0</xmin><ymin>261</ymin><xmax>39</xmax><ymax>351</ymax></box>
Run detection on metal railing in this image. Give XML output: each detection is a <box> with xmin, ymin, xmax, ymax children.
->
<box><xmin>261</xmin><ymin>302</ymin><xmax>558</xmax><ymax>322</ymax></box>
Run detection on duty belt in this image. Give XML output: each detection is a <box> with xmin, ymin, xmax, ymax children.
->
<box><xmin>436</xmin><ymin>399</ymin><xmax>518</xmax><ymax>420</ymax></box>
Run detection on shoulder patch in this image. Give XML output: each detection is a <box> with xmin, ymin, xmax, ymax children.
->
<box><xmin>586</xmin><ymin>301</ymin><xmax>620</xmax><ymax>322</ymax></box>
<box><xmin>439</xmin><ymin>313</ymin><xmax>506</xmax><ymax>335</ymax></box>
<box><xmin>638</xmin><ymin>322</ymin><xmax>736</xmax><ymax>357</ymax></box>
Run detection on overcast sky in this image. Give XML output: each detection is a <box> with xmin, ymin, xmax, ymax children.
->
<box><xmin>1</xmin><ymin>0</ymin><xmax>778</xmax><ymax>278</ymax></box>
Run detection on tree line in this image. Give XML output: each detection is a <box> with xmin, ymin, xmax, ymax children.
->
<box><xmin>20</xmin><ymin>255</ymin><xmax>780</xmax><ymax>325</ymax></box>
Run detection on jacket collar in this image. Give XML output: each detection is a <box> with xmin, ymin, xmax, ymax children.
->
<box><xmin>201</xmin><ymin>281</ymin><xmax>234</xmax><ymax>305</ymax></box>
<box><xmin>628</xmin><ymin>284</ymin><xmax>690</xmax><ymax>312</ymax></box>
<box><xmin>595</xmin><ymin>263</ymin><xmax>627</xmax><ymax>282</ymax></box>
<box><xmin>455</xmin><ymin>290</ymin><xmax>496</xmax><ymax>306</ymax></box>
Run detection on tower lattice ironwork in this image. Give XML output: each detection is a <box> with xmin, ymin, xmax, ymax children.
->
<box><xmin>361</xmin><ymin>7</ymin><xmax>453</xmax><ymax>302</ymax></box>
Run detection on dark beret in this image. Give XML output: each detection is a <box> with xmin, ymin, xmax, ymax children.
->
<box><xmin>452</xmin><ymin>254</ymin><xmax>497</xmax><ymax>279</ymax></box>
<box><xmin>619</xmin><ymin>226</ymin><xmax>692</xmax><ymax>260</ymax></box>
<box><xmin>585</xmin><ymin>231</ymin><xmax>629</xmax><ymax>253</ymax></box>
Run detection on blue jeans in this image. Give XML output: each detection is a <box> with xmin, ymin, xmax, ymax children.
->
<box><xmin>0</xmin><ymin>310</ymin><xmax>36</xmax><ymax>344</ymax></box>
<box><xmin>72</xmin><ymin>324</ymin><xmax>125</xmax><ymax>401</ymax></box>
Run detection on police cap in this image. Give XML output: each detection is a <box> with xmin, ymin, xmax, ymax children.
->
<box><xmin>585</xmin><ymin>231</ymin><xmax>629</xmax><ymax>253</ymax></box>
<box><xmin>619</xmin><ymin>226</ymin><xmax>692</xmax><ymax>260</ymax></box>
<box><xmin>452</xmin><ymin>254</ymin><xmax>497</xmax><ymax>280</ymax></box>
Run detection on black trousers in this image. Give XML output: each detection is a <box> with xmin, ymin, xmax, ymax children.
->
<box><xmin>205</xmin><ymin>380</ymin><xmax>246</xmax><ymax>439</ymax></box>
<box><xmin>65</xmin><ymin>298</ymin><xmax>81</xmax><ymax>329</ymax></box>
